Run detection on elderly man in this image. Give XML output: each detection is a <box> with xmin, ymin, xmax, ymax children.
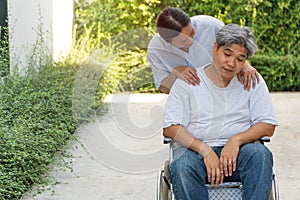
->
<box><xmin>163</xmin><ymin>24</ymin><xmax>278</xmax><ymax>200</ymax></box>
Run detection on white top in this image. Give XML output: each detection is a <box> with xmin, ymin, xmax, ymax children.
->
<box><xmin>147</xmin><ymin>15</ymin><xmax>224</xmax><ymax>88</ymax></box>
<box><xmin>163</xmin><ymin>66</ymin><xmax>279</xmax><ymax>147</ymax></box>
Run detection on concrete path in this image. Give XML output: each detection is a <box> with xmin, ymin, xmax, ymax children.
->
<box><xmin>22</xmin><ymin>92</ymin><xmax>300</xmax><ymax>200</ymax></box>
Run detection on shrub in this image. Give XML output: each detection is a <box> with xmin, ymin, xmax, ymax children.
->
<box><xmin>74</xmin><ymin>0</ymin><xmax>164</xmax><ymax>42</ymax></box>
<box><xmin>73</xmin><ymin>0</ymin><xmax>299</xmax><ymax>93</ymax></box>
<box><xmin>173</xmin><ymin>0</ymin><xmax>300</xmax><ymax>56</ymax></box>
<box><xmin>0</xmin><ymin>25</ymin><xmax>9</xmax><ymax>77</ymax></box>
<box><xmin>250</xmin><ymin>54</ymin><xmax>300</xmax><ymax>91</ymax></box>
<box><xmin>96</xmin><ymin>49</ymin><xmax>157</xmax><ymax>100</ymax></box>
<box><xmin>0</xmin><ymin>64</ymin><xmax>77</xmax><ymax>199</ymax></box>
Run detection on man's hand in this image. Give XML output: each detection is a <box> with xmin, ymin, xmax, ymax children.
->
<box><xmin>237</xmin><ymin>61</ymin><xmax>259</xmax><ymax>91</ymax></box>
<box><xmin>173</xmin><ymin>66</ymin><xmax>200</xmax><ymax>86</ymax></box>
<box><xmin>204</xmin><ymin>151</ymin><xmax>224</xmax><ymax>186</ymax></box>
<box><xmin>220</xmin><ymin>138</ymin><xmax>240</xmax><ymax>177</ymax></box>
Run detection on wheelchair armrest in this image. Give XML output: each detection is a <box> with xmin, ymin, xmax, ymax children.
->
<box><xmin>163</xmin><ymin>137</ymin><xmax>172</xmax><ymax>144</ymax></box>
<box><xmin>259</xmin><ymin>136</ymin><xmax>271</xmax><ymax>144</ymax></box>
<box><xmin>164</xmin><ymin>136</ymin><xmax>271</xmax><ymax>145</ymax></box>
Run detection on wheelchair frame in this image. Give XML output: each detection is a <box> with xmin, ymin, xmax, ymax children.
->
<box><xmin>156</xmin><ymin>137</ymin><xmax>279</xmax><ymax>200</ymax></box>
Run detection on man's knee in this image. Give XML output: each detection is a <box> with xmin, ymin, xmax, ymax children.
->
<box><xmin>238</xmin><ymin>143</ymin><xmax>273</xmax><ymax>199</ymax></box>
<box><xmin>239</xmin><ymin>143</ymin><xmax>273</xmax><ymax>166</ymax></box>
<box><xmin>170</xmin><ymin>148</ymin><xmax>206</xmax><ymax>183</ymax></box>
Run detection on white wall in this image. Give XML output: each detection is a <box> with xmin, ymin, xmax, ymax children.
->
<box><xmin>52</xmin><ymin>0</ymin><xmax>73</xmax><ymax>61</ymax></box>
<box><xmin>8</xmin><ymin>0</ymin><xmax>73</xmax><ymax>72</ymax></box>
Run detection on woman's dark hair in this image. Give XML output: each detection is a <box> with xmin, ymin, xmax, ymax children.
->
<box><xmin>156</xmin><ymin>7</ymin><xmax>191</xmax><ymax>42</ymax></box>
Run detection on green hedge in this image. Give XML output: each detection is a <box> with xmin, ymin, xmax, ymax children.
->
<box><xmin>0</xmin><ymin>64</ymin><xmax>77</xmax><ymax>199</ymax></box>
<box><xmin>74</xmin><ymin>0</ymin><xmax>300</xmax><ymax>93</ymax></box>
<box><xmin>165</xmin><ymin>0</ymin><xmax>300</xmax><ymax>56</ymax></box>
<box><xmin>0</xmin><ymin>26</ymin><xmax>9</xmax><ymax>77</ymax></box>
<box><xmin>250</xmin><ymin>54</ymin><xmax>300</xmax><ymax>91</ymax></box>
<box><xmin>96</xmin><ymin>52</ymin><xmax>300</xmax><ymax>93</ymax></box>
<box><xmin>74</xmin><ymin>0</ymin><xmax>165</xmax><ymax>42</ymax></box>
<box><xmin>74</xmin><ymin>0</ymin><xmax>300</xmax><ymax>57</ymax></box>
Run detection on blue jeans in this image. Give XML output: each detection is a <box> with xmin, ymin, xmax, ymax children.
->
<box><xmin>169</xmin><ymin>143</ymin><xmax>273</xmax><ymax>200</ymax></box>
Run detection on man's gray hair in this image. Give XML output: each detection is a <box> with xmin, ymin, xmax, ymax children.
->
<box><xmin>216</xmin><ymin>24</ymin><xmax>258</xmax><ymax>58</ymax></box>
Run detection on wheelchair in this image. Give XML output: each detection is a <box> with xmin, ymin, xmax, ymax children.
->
<box><xmin>156</xmin><ymin>137</ymin><xmax>279</xmax><ymax>200</ymax></box>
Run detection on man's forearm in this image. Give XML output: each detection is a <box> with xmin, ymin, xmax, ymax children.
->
<box><xmin>163</xmin><ymin>125</ymin><xmax>212</xmax><ymax>157</ymax></box>
<box><xmin>230</xmin><ymin>122</ymin><xmax>275</xmax><ymax>146</ymax></box>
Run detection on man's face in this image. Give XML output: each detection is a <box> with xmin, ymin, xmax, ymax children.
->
<box><xmin>170</xmin><ymin>22</ymin><xmax>195</xmax><ymax>50</ymax></box>
<box><xmin>212</xmin><ymin>42</ymin><xmax>247</xmax><ymax>82</ymax></box>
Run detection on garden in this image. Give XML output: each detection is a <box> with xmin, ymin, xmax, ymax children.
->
<box><xmin>0</xmin><ymin>0</ymin><xmax>299</xmax><ymax>199</ymax></box>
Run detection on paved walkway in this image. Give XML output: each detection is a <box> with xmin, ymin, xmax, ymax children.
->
<box><xmin>22</xmin><ymin>92</ymin><xmax>300</xmax><ymax>200</ymax></box>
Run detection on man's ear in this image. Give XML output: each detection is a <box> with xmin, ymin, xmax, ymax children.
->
<box><xmin>212</xmin><ymin>42</ymin><xmax>217</xmax><ymax>55</ymax></box>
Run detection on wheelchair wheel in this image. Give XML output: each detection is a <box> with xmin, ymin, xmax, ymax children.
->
<box><xmin>160</xmin><ymin>160</ymin><xmax>170</xmax><ymax>200</ymax></box>
<box><xmin>271</xmin><ymin>169</ymin><xmax>279</xmax><ymax>200</ymax></box>
<box><xmin>270</xmin><ymin>192</ymin><xmax>274</xmax><ymax>200</ymax></box>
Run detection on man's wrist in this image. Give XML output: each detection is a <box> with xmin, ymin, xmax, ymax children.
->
<box><xmin>171</xmin><ymin>69</ymin><xmax>179</xmax><ymax>78</ymax></box>
<box><xmin>229</xmin><ymin>135</ymin><xmax>243</xmax><ymax>146</ymax></box>
<box><xmin>199</xmin><ymin>143</ymin><xmax>212</xmax><ymax>158</ymax></box>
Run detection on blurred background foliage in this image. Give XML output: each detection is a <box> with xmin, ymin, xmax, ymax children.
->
<box><xmin>72</xmin><ymin>0</ymin><xmax>299</xmax><ymax>95</ymax></box>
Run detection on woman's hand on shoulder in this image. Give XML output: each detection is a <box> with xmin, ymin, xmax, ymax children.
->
<box><xmin>173</xmin><ymin>66</ymin><xmax>200</xmax><ymax>86</ymax></box>
<box><xmin>237</xmin><ymin>61</ymin><xmax>259</xmax><ymax>91</ymax></box>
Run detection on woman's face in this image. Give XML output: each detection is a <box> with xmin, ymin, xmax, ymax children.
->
<box><xmin>170</xmin><ymin>22</ymin><xmax>195</xmax><ymax>50</ymax></box>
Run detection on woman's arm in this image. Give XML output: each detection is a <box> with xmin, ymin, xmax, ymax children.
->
<box><xmin>237</xmin><ymin>61</ymin><xmax>260</xmax><ymax>91</ymax></box>
<box><xmin>159</xmin><ymin>66</ymin><xmax>200</xmax><ymax>94</ymax></box>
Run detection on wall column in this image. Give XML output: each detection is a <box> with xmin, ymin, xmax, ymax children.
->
<box><xmin>8</xmin><ymin>0</ymin><xmax>73</xmax><ymax>72</ymax></box>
